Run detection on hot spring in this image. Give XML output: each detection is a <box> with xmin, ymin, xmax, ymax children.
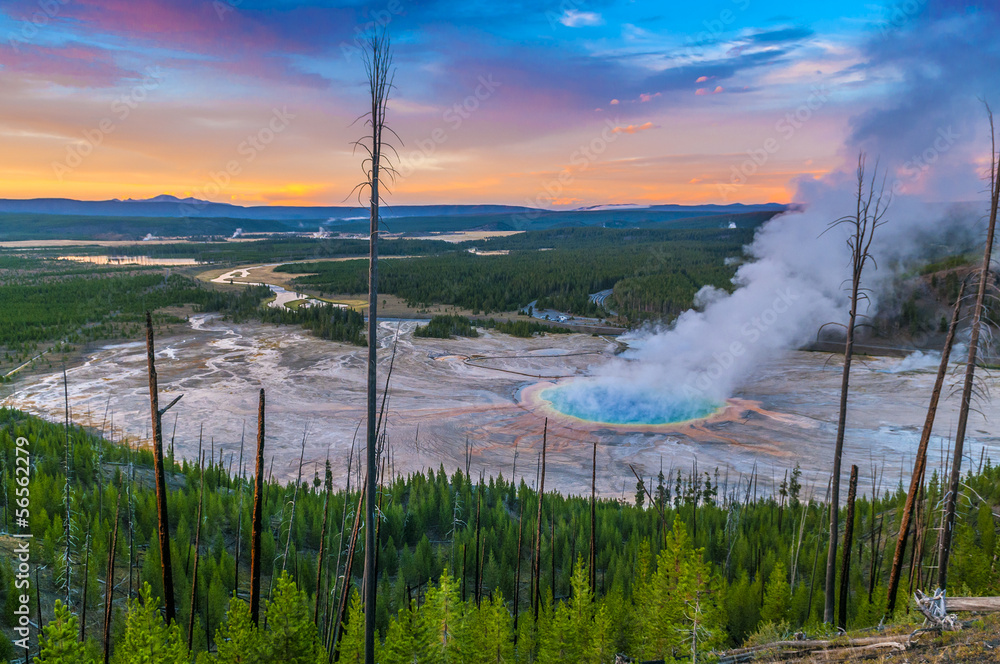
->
<box><xmin>538</xmin><ymin>379</ymin><xmax>723</xmax><ymax>426</ymax></box>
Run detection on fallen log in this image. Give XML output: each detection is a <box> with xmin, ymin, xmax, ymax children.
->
<box><xmin>710</xmin><ymin>635</ymin><xmax>916</xmax><ymax>664</ymax></box>
<box><xmin>946</xmin><ymin>596</ymin><xmax>1000</xmax><ymax>612</ymax></box>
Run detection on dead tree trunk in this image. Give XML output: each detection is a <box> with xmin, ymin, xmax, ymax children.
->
<box><xmin>282</xmin><ymin>427</ymin><xmax>308</xmax><ymax>574</ymax></box>
<box><xmin>533</xmin><ymin>419</ymin><xmax>547</xmax><ymax>620</ymax></box>
<box><xmin>79</xmin><ymin>529</ymin><xmax>91</xmax><ymax>641</ymax></box>
<box><xmin>314</xmin><ymin>460</ymin><xmax>332</xmax><ymax>624</ymax></box>
<box><xmin>188</xmin><ymin>453</ymin><xmax>205</xmax><ymax>648</ymax></box>
<box><xmin>63</xmin><ymin>367</ymin><xmax>73</xmax><ymax>605</ymax></box>
<box><xmin>824</xmin><ymin>156</ymin><xmax>889</xmax><ymax>624</ymax></box>
<box><xmin>513</xmin><ymin>494</ymin><xmax>524</xmax><ymax>642</ymax></box>
<box><xmin>358</xmin><ymin>29</ymin><xmax>395</xmax><ymax>664</ymax></box>
<box><xmin>103</xmin><ymin>490</ymin><xmax>121</xmax><ymax>664</ymax></box>
<box><xmin>474</xmin><ymin>471</ymin><xmax>482</xmax><ymax>607</ymax></box>
<box><xmin>838</xmin><ymin>465</ymin><xmax>859</xmax><ymax>631</ymax></box>
<box><xmin>938</xmin><ymin>106</ymin><xmax>1000</xmax><ymax>590</ymax></box>
<box><xmin>590</xmin><ymin>439</ymin><xmax>597</xmax><ymax>595</ymax></box>
<box><xmin>145</xmin><ymin>311</ymin><xmax>178</xmax><ymax>623</ymax></box>
<box><xmin>249</xmin><ymin>388</ymin><xmax>266</xmax><ymax>625</ymax></box>
<box><xmin>886</xmin><ymin>284</ymin><xmax>965</xmax><ymax>612</ymax></box>
<box><xmin>332</xmin><ymin>482</ymin><xmax>366</xmax><ymax>661</ymax></box>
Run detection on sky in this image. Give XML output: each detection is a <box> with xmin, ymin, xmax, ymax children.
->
<box><xmin>0</xmin><ymin>0</ymin><xmax>996</xmax><ymax>208</ymax></box>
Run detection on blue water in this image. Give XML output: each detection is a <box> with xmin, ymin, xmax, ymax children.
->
<box><xmin>541</xmin><ymin>382</ymin><xmax>720</xmax><ymax>425</ymax></box>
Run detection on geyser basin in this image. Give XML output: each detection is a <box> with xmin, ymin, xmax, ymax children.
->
<box><xmin>538</xmin><ymin>379</ymin><xmax>722</xmax><ymax>426</ymax></box>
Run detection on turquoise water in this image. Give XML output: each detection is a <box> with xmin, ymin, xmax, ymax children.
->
<box><xmin>540</xmin><ymin>382</ymin><xmax>720</xmax><ymax>425</ymax></box>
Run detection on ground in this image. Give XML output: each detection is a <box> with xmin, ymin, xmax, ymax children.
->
<box><xmin>2</xmin><ymin>315</ymin><xmax>998</xmax><ymax>497</ymax></box>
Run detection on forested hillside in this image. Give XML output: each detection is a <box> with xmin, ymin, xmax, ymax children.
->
<box><xmin>1</xmin><ymin>408</ymin><xmax>997</xmax><ymax>662</ymax></box>
<box><xmin>281</xmin><ymin>228</ymin><xmax>752</xmax><ymax>321</ymax></box>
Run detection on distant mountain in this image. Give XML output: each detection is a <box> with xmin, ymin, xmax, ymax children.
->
<box><xmin>0</xmin><ymin>197</ymin><xmax>538</xmax><ymax>221</ymax></box>
<box><xmin>0</xmin><ymin>197</ymin><xmax>789</xmax><ymax>241</ymax></box>
<box><xmin>122</xmin><ymin>195</ymin><xmax>212</xmax><ymax>205</ymax></box>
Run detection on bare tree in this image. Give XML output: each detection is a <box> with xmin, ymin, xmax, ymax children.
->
<box><xmin>188</xmin><ymin>452</ymin><xmax>205</xmax><ymax>649</ymax></box>
<box><xmin>937</xmin><ymin>105</ymin><xmax>1000</xmax><ymax>590</ymax></box>
<box><xmin>886</xmin><ymin>280</ymin><xmax>965</xmax><ymax>613</ymax></box>
<box><xmin>533</xmin><ymin>419</ymin><xmax>547</xmax><ymax>619</ymax></box>
<box><xmin>352</xmin><ymin>27</ymin><xmax>397</xmax><ymax>664</ymax></box>
<box><xmin>822</xmin><ymin>155</ymin><xmax>889</xmax><ymax>624</ymax></box>
<box><xmin>838</xmin><ymin>465</ymin><xmax>859</xmax><ymax>631</ymax></box>
<box><xmin>62</xmin><ymin>367</ymin><xmax>73</xmax><ymax>605</ymax></box>
<box><xmin>145</xmin><ymin>311</ymin><xmax>182</xmax><ymax>622</ymax></box>
<box><xmin>249</xmin><ymin>388</ymin><xmax>266</xmax><ymax>624</ymax></box>
<box><xmin>103</xmin><ymin>488</ymin><xmax>121</xmax><ymax>664</ymax></box>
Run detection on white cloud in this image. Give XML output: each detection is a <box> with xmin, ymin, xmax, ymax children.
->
<box><xmin>560</xmin><ymin>9</ymin><xmax>604</xmax><ymax>28</ymax></box>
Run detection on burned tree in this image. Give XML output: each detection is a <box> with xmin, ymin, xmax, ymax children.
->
<box><xmin>352</xmin><ymin>27</ymin><xmax>397</xmax><ymax>664</ymax></box>
<box><xmin>822</xmin><ymin>156</ymin><xmax>889</xmax><ymax>625</ymax></box>
<box><xmin>937</xmin><ymin>106</ymin><xmax>1000</xmax><ymax>590</ymax></box>
<box><xmin>249</xmin><ymin>388</ymin><xmax>266</xmax><ymax>624</ymax></box>
<box><xmin>886</xmin><ymin>280</ymin><xmax>965</xmax><ymax>613</ymax></box>
<box><xmin>145</xmin><ymin>311</ymin><xmax>182</xmax><ymax>623</ymax></box>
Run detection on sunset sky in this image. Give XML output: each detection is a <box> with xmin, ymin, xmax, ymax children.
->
<box><xmin>0</xmin><ymin>0</ymin><xmax>994</xmax><ymax>208</ymax></box>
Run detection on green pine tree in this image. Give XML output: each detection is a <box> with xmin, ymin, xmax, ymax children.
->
<box><xmin>760</xmin><ymin>562</ymin><xmax>790</xmax><ymax>625</ymax></box>
<box><xmin>37</xmin><ymin>600</ymin><xmax>97</xmax><ymax>664</ymax></box>
<box><xmin>336</xmin><ymin>590</ymin><xmax>365</xmax><ymax>664</ymax></box>
<box><xmin>380</xmin><ymin>602</ymin><xmax>416</xmax><ymax>664</ymax></box>
<box><xmin>417</xmin><ymin>569</ymin><xmax>465</xmax><ymax>664</ymax></box>
<box><xmin>212</xmin><ymin>595</ymin><xmax>264</xmax><ymax>664</ymax></box>
<box><xmin>261</xmin><ymin>571</ymin><xmax>325</xmax><ymax>664</ymax></box>
<box><xmin>112</xmin><ymin>583</ymin><xmax>191</xmax><ymax>664</ymax></box>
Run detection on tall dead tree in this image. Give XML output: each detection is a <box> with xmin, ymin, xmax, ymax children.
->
<box><xmin>822</xmin><ymin>156</ymin><xmax>889</xmax><ymax>624</ymax></box>
<box><xmin>513</xmin><ymin>494</ymin><xmax>525</xmax><ymax>641</ymax></box>
<box><xmin>353</xmin><ymin>28</ymin><xmax>396</xmax><ymax>664</ymax></box>
<box><xmin>589</xmin><ymin>440</ymin><xmax>598</xmax><ymax>595</ymax></box>
<box><xmin>282</xmin><ymin>426</ymin><xmax>309</xmax><ymax>574</ymax></box>
<box><xmin>838</xmin><ymin>465</ymin><xmax>858</xmax><ymax>631</ymax></box>
<box><xmin>234</xmin><ymin>426</ymin><xmax>246</xmax><ymax>597</ymax></box>
<box><xmin>63</xmin><ymin>367</ymin><xmax>72</xmax><ymax>605</ymax></box>
<box><xmin>145</xmin><ymin>311</ymin><xmax>182</xmax><ymax>623</ymax></box>
<box><xmin>314</xmin><ymin>459</ymin><xmax>332</xmax><ymax>624</ymax></box>
<box><xmin>249</xmin><ymin>388</ymin><xmax>266</xmax><ymax>624</ymax></box>
<box><xmin>188</xmin><ymin>452</ymin><xmax>205</xmax><ymax>649</ymax></box>
<box><xmin>103</xmin><ymin>489</ymin><xmax>121</xmax><ymax>664</ymax></box>
<box><xmin>474</xmin><ymin>471</ymin><xmax>483</xmax><ymax>607</ymax></box>
<box><xmin>533</xmin><ymin>419</ymin><xmax>547</xmax><ymax>619</ymax></box>
<box><xmin>886</xmin><ymin>281</ymin><xmax>965</xmax><ymax>613</ymax></box>
<box><xmin>937</xmin><ymin>107</ymin><xmax>1000</xmax><ymax>590</ymax></box>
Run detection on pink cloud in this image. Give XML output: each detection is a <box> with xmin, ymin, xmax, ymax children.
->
<box><xmin>610</xmin><ymin>98</ymin><xmax>620</xmax><ymax>105</ymax></box>
<box><xmin>611</xmin><ymin>121</ymin><xmax>656</xmax><ymax>134</ymax></box>
<box><xmin>639</xmin><ymin>92</ymin><xmax>661</xmax><ymax>103</ymax></box>
<box><xmin>0</xmin><ymin>43</ymin><xmax>134</xmax><ymax>87</ymax></box>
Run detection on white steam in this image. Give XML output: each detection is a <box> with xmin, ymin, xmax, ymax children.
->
<box><xmin>568</xmin><ymin>181</ymin><xmax>978</xmax><ymax>411</ymax></box>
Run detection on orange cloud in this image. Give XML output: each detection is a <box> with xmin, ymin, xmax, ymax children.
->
<box><xmin>609</xmin><ymin>98</ymin><xmax>620</xmax><ymax>105</ymax></box>
<box><xmin>639</xmin><ymin>92</ymin><xmax>661</xmax><ymax>102</ymax></box>
<box><xmin>695</xmin><ymin>76</ymin><xmax>709</xmax><ymax>83</ymax></box>
<box><xmin>611</xmin><ymin>122</ymin><xmax>656</xmax><ymax>134</ymax></box>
